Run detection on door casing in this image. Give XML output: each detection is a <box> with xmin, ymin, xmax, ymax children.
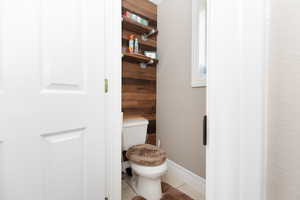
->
<box><xmin>104</xmin><ymin>0</ymin><xmax>122</xmax><ymax>199</ymax></box>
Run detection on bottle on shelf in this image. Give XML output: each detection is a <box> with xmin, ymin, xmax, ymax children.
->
<box><xmin>134</xmin><ymin>37</ymin><xmax>139</xmax><ymax>54</ymax></box>
<box><xmin>128</xmin><ymin>34</ymin><xmax>135</xmax><ymax>53</ymax></box>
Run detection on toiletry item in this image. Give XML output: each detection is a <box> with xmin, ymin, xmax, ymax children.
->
<box><xmin>124</xmin><ymin>11</ymin><xmax>149</xmax><ymax>26</ymax></box>
<box><xmin>132</xmin><ymin>13</ymin><xmax>138</xmax><ymax>21</ymax></box>
<box><xmin>136</xmin><ymin>16</ymin><xmax>142</xmax><ymax>24</ymax></box>
<box><xmin>141</xmin><ymin>19</ymin><xmax>149</xmax><ymax>26</ymax></box>
<box><xmin>124</xmin><ymin>11</ymin><xmax>134</xmax><ymax>19</ymax></box>
<box><xmin>144</xmin><ymin>51</ymin><xmax>157</xmax><ymax>59</ymax></box>
<box><xmin>124</xmin><ymin>11</ymin><xmax>129</xmax><ymax>17</ymax></box>
<box><xmin>134</xmin><ymin>38</ymin><xmax>139</xmax><ymax>54</ymax></box>
<box><xmin>129</xmin><ymin>34</ymin><xmax>135</xmax><ymax>53</ymax></box>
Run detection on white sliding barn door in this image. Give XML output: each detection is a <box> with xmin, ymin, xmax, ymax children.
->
<box><xmin>0</xmin><ymin>0</ymin><xmax>106</xmax><ymax>199</ymax></box>
<box><xmin>206</xmin><ymin>0</ymin><xmax>266</xmax><ymax>200</ymax></box>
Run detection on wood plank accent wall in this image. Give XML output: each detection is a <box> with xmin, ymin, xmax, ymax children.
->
<box><xmin>122</xmin><ymin>0</ymin><xmax>157</xmax><ymax>145</ymax></box>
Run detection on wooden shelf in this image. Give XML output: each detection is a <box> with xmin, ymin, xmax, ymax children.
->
<box><xmin>123</xmin><ymin>0</ymin><xmax>157</xmax><ymax>23</ymax></box>
<box><xmin>122</xmin><ymin>16</ymin><xmax>156</xmax><ymax>35</ymax></box>
<box><xmin>122</xmin><ymin>30</ymin><xmax>156</xmax><ymax>50</ymax></box>
<box><xmin>122</xmin><ymin>52</ymin><xmax>158</xmax><ymax>64</ymax></box>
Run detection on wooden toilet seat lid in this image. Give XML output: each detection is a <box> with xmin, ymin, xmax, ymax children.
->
<box><xmin>126</xmin><ymin>144</ymin><xmax>167</xmax><ymax>167</ymax></box>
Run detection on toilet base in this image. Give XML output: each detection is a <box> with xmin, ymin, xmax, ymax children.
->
<box><xmin>136</xmin><ymin>176</ymin><xmax>162</xmax><ymax>200</ymax></box>
<box><xmin>129</xmin><ymin>161</ymin><xmax>167</xmax><ymax>200</ymax></box>
<box><xmin>129</xmin><ymin>174</ymin><xmax>162</xmax><ymax>200</ymax></box>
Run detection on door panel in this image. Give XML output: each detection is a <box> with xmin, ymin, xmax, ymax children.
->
<box><xmin>42</xmin><ymin>63</ymin><xmax>84</xmax><ymax>91</ymax></box>
<box><xmin>41</xmin><ymin>0</ymin><xmax>84</xmax><ymax>92</ymax></box>
<box><xmin>42</xmin><ymin>128</ymin><xmax>86</xmax><ymax>200</ymax></box>
<box><xmin>0</xmin><ymin>0</ymin><xmax>106</xmax><ymax>199</ymax></box>
<box><xmin>206</xmin><ymin>0</ymin><xmax>265</xmax><ymax>199</ymax></box>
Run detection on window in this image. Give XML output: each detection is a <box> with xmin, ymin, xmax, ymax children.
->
<box><xmin>191</xmin><ymin>0</ymin><xmax>207</xmax><ymax>87</ymax></box>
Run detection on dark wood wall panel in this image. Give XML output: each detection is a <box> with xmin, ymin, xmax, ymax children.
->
<box><xmin>123</xmin><ymin>78</ymin><xmax>156</xmax><ymax>93</ymax></box>
<box><xmin>122</xmin><ymin>79</ymin><xmax>156</xmax><ymax>119</ymax></box>
<box><xmin>122</xmin><ymin>62</ymin><xmax>156</xmax><ymax>81</ymax></box>
<box><xmin>122</xmin><ymin>0</ymin><xmax>157</xmax><ymax>145</ymax></box>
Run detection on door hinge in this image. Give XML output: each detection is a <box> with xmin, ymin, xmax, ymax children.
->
<box><xmin>105</xmin><ymin>79</ymin><xmax>109</xmax><ymax>93</ymax></box>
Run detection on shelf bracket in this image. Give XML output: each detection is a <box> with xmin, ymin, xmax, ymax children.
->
<box><xmin>140</xmin><ymin>59</ymin><xmax>154</xmax><ymax>69</ymax></box>
<box><xmin>142</xmin><ymin>29</ymin><xmax>157</xmax><ymax>41</ymax></box>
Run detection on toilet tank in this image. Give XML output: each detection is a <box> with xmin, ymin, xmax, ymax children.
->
<box><xmin>122</xmin><ymin>117</ymin><xmax>149</xmax><ymax>151</ymax></box>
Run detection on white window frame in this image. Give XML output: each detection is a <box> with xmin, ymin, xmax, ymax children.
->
<box><xmin>191</xmin><ymin>0</ymin><xmax>207</xmax><ymax>87</ymax></box>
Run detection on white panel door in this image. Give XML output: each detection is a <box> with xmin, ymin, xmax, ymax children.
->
<box><xmin>206</xmin><ymin>0</ymin><xmax>266</xmax><ymax>200</ymax></box>
<box><xmin>0</xmin><ymin>0</ymin><xmax>106</xmax><ymax>199</ymax></box>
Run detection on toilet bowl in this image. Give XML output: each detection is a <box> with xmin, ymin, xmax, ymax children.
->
<box><xmin>126</xmin><ymin>144</ymin><xmax>167</xmax><ymax>200</ymax></box>
<box><xmin>131</xmin><ymin>161</ymin><xmax>168</xmax><ymax>200</ymax></box>
<box><xmin>122</xmin><ymin>117</ymin><xmax>168</xmax><ymax>200</ymax></box>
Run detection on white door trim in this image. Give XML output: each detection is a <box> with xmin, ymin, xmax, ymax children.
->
<box><xmin>263</xmin><ymin>0</ymin><xmax>271</xmax><ymax>199</ymax></box>
<box><xmin>104</xmin><ymin>0</ymin><xmax>122</xmax><ymax>199</ymax></box>
<box><xmin>206</xmin><ymin>0</ymin><xmax>267</xmax><ymax>200</ymax></box>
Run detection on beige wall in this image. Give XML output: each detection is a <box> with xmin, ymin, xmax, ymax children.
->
<box><xmin>267</xmin><ymin>0</ymin><xmax>300</xmax><ymax>199</ymax></box>
<box><xmin>157</xmin><ymin>0</ymin><xmax>206</xmax><ymax>178</ymax></box>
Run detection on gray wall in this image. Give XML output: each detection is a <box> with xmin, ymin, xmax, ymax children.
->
<box><xmin>267</xmin><ymin>0</ymin><xmax>300</xmax><ymax>199</ymax></box>
<box><xmin>157</xmin><ymin>0</ymin><xmax>206</xmax><ymax>178</ymax></box>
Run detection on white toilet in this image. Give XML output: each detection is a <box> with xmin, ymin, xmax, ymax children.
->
<box><xmin>123</xmin><ymin>117</ymin><xmax>168</xmax><ymax>200</ymax></box>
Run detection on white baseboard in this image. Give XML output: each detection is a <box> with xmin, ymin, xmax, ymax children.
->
<box><xmin>167</xmin><ymin>159</ymin><xmax>206</xmax><ymax>195</ymax></box>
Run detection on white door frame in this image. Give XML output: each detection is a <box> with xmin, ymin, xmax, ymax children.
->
<box><xmin>104</xmin><ymin>0</ymin><xmax>122</xmax><ymax>199</ymax></box>
<box><xmin>106</xmin><ymin>0</ymin><xmax>268</xmax><ymax>199</ymax></box>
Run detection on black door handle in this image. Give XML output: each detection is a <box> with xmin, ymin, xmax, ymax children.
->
<box><xmin>203</xmin><ymin>115</ymin><xmax>207</xmax><ymax>146</ymax></box>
